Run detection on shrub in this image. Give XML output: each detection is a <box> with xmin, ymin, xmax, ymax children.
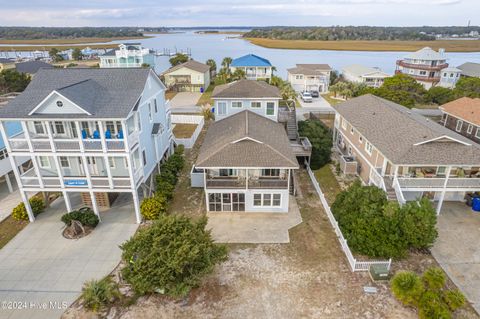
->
<box><xmin>444</xmin><ymin>289</ymin><xmax>466</xmax><ymax>311</ymax></box>
<box><xmin>422</xmin><ymin>267</ymin><xmax>446</xmax><ymax>291</ymax></box>
<box><xmin>81</xmin><ymin>277</ymin><xmax>120</xmax><ymax>312</ymax></box>
<box><xmin>61</xmin><ymin>208</ymin><xmax>99</xmax><ymax>227</ymax></box>
<box><xmin>391</xmin><ymin>267</ymin><xmax>466</xmax><ymax>318</ymax></box>
<box><xmin>298</xmin><ymin>119</ymin><xmax>332</xmax><ymax>170</ymax></box>
<box><xmin>391</xmin><ymin>271</ymin><xmax>424</xmax><ymax>306</ymax></box>
<box><xmin>156</xmin><ymin>179</ymin><xmax>175</xmax><ymax>200</ymax></box>
<box><xmin>11</xmin><ymin>197</ymin><xmax>46</xmax><ymax>221</ymax></box>
<box><xmin>121</xmin><ymin>214</ymin><xmax>228</xmax><ymax>297</ymax></box>
<box><xmin>331</xmin><ymin>181</ymin><xmax>437</xmax><ymax>258</ymax></box>
<box><xmin>140</xmin><ymin>195</ymin><xmax>168</xmax><ymax>220</ymax></box>
<box><xmin>425</xmin><ymin>86</ymin><xmax>455</xmax><ymax>105</ymax></box>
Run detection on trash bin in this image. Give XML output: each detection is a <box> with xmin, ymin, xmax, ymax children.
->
<box><xmin>472</xmin><ymin>197</ymin><xmax>480</xmax><ymax>212</ymax></box>
<box><xmin>200</xmin><ymin>87</ymin><xmax>204</xmax><ymax>93</ymax></box>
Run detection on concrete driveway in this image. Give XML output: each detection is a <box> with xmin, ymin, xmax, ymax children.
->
<box><xmin>297</xmin><ymin>95</ymin><xmax>334</xmax><ymax>110</ymax></box>
<box><xmin>0</xmin><ymin>194</ymin><xmax>138</xmax><ymax>319</ymax></box>
<box><xmin>207</xmin><ymin>196</ymin><xmax>302</xmax><ymax>244</ymax></box>
<box><xmin>431</xmin><ymin>202</ymin><xmax>480</xmax><ymax>314</ymax></box>
<box><xmin>169</xmin><ymin>92</ymin><xmax>202</xmax><ymax>108</ymax></box>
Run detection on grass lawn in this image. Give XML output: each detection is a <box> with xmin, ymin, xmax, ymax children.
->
<box><xmin>246</xmin><ymin>38</ymin><xmax>480</xmax><ymax>52</ymax></box>
<box><xmin>321</xmin><ymin>93</ymin><xmax>343</xmax><ymax>106</ymax></box>
<box><xmin>196</xmin><ymin>85</ymin><xmax>214</xmax><ymax>106</ymax></box>
<box><xmin>0</xmin><ymin>216</ymin><xmax>27</xmax><ymax>249</ymax></box>
<box><xmin>314</xmin><ymin>164</ymin><xmax>342</xmax><ymax>205</ymax></box>
<box><xmin>173</xmin><ymin>123</ymin><xmax>197</xmax><ymax>138</ymax></box>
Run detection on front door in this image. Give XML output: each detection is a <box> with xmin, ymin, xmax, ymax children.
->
<box><xmin>86</xmin><ymin>157</ymin><xmax>98</xmax><ymax>175</ymax></box>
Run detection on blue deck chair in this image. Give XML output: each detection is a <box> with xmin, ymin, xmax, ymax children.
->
<box><xmin>105</xmin><ymin>130</ymin><xmax>112</xmax><ymax>139</ymax></box>
<box><xmin>92</xmin><ymin>130</ymin><xmax>100</xmax><ymax>139</ymax></box>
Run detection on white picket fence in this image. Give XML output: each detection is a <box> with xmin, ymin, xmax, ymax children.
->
<box><xmin>306</xmin><ymin>166</ymin><xmax>392</xmax><ymax>272</ymax></box>
<box><xmin>172</xmin><ymin>115</ymin><xmax>204</xmax><ymax>149</ymax></box>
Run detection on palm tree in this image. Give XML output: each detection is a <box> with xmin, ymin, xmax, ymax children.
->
<box><xmin>230</xmin><ymin>69</ymin><xmax>246</xmax><ymax>82</ymax></box>
<box><xmin>221</xmin><ymin>57</ymin><xmax>232</xmax><ymax>72</ymax></box>
<box><xmin>280</xmin><ymin>83</ymin><xmax>297</xmax><ymax>101</ymax></box>
<box><xmin>206</xmin><ymin>59</ymin><xmax>216</xmax><ymax>72</ymax></box>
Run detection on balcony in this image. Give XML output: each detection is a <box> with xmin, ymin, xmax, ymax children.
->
<box><xmin>394</xmin><ymin>70</ymin><xmax>440</xmax><ymax>83</ymax></box>
<box><xmin>206</xmin><ymin>177</ymin><xmax>246</xmax><ymax>188</ymax></box>
<box><xmin>397</xmin><ymin>177</ymin><xmax>480</xmax><ymax>189</ymax></box>
<box><xmin>248</xmin><ymin>178</ymin><xmax>288</xmax><ymax>189</ymax></box>
<box><xmin>396</xmin><ymin>60</ymin><xmax>448</xmax><ymax>71</ymax></box>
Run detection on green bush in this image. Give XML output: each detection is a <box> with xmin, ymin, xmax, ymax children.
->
<box><xmin>331</xmin><ymin>181</ymin><xmax>438</xmax><ymax>258</ymax></box>
<box><xmin>298</xmin><ymin>119</ymin><xmax>332</xmax><ymax>170</ymax></box>
<box><xmin>444</xmin><ymin>289</ymin><xmax>466</xmax><ymax>311</ymax></box>
<box><xmin>422</xmin><ymin>267</ymin><xmax>446</xmax><ymax>291</ymax></box>
<box><xmin>391</xmin><ymin>271</ymin><xmax>424</xmax><ymax>306</ymax></box>
<box><xmin>61</xmin><ymin>208</ymin><xmax>99</xmax><ymax>227</ymax></box>
<box><xmin>156</xmin><ymin>179</ymin><xmax>175</xmax><ymax>200</ymax></box>
<box><xmin>140</xmin><ymin>195</ymin><xmax>168</xmax><ymax>220</ymax></box>
<box><xmin>391</xmin><ymin>267</ymin><xmax>466</xmax><ymax>318</ymax></box>
<box><xmin>425</xmin><ymin>86</ymin><xmax>455</xmax><ymax>105</ymax></box>
<box><xmin>11</xmin><ymin>197</ymin><xmax>46</xmax><ymax>221</ymax></box>
<box><xmin>121</xmin><ymin>214</ymin><xmax>228</xmax><ymax>297</ymax></box>
<box><xmin>81</xmin><ymin>276</ymin><xmax>120</xmax><ymax>312</ymax></box>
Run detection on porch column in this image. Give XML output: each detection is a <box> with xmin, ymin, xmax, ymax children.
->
<box><xmin>4</xmin><ymin>173</ymin><xmax>13</xmax><ymax>193</ymax></box>
<box><xmin>245</xmin><ymin>169</ymin><xmax>248</xmax><ymax>190</ymax></box>
<box><xmin>436</xmin><ymin>166</ymin><xmax>452</xmax><ymax>215</ymax></box>
<box><xmin>63</xmin><ymin>191</ymin><xmax>72</xmax><ymax>212</ymax></box>
<box><xmin>21</xmin><ymin>190</ymin><xmax>35</xmax><ymax>222</ymax></box>
<box><xmin>89</xmin><ymin>191</ymin><xmax>101</xmax><ymax>222</ymax></box>
<box><xmin>132</xmin><ymin>189</ymin><xmax>142</xmax><ymax>224</ymax></box>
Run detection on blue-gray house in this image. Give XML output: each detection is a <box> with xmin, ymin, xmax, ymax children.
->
<box><xmin>230</xmin><ymin>54</ymin><xmax>273</xmax><ymax>80</ymax></box>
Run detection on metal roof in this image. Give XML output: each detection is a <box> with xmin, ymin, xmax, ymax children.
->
<box><xmin>231</xmin><ymin>54</ymin><xmax>272</xmax><ymax>67</ymax></box>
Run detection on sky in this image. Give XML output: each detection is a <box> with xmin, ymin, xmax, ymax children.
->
<box><xmin>0</xmin><ymin>0</ymin><xmax>478</xmax><ymax>27</ymax></box>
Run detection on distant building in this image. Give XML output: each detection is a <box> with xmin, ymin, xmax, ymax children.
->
<box><xmin>15</xmin><ymin>61</ymin><xmax>53</xmax><ymax>76</ymax></box>
<box><xmin>341</xmin><ymin>64</ymin><xmax>390</xmax><ymax>88</ymax></box>
<box><xmin>395</xmin><ymin>47</ymin><xmax>449</xmax><ymax>89</ymax></box>
<box><xmin>457</xmin><ymin>62</ymin><xmax>480</xmax><ymax>78</ymax></box>
<box><xmin>438</xmin><ymin>67</ymin><xmax>462</xmax><ymax>88</ymax></box>
<box><xmin>99</xmin><ymin>43</ymin><xmax>155</xmax><ymax>69</ymax></box>
<box><xmin>287</xmin><ymin>64</ymin><xmax>332</xmax><ymax>93</ymax></box>
<box><xmin>440</xmin><ymin>97</ymin><xmax>480</xmax><ymax>144</ymax></box>
<box><xmin>161</xmin><ymin>60</ymin><xmax>211</xmax><ymax>92</ymax></box>
<box><xmin>0</xmin><ymin>58</ymin><xmax>15</xmax><ymax>72</ymax></box>
<box><xmin>230</xmin><ymin>54</ymin><xmax>273</xmax><ymax>80</ymax></box>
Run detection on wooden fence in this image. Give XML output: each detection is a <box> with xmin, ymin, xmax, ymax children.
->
<box><xmin>172</xmin><ymin>114</ymin><xmax>204</xmax><ymax>149</ymax></box>
<box><xmin>306</xmin><ymin>165</ymin><xmax>392</xmax><ymax>272</ymax></box>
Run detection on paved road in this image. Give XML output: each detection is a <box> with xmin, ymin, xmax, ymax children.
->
<box><xmin>0</xmin><ymin>194</ymin><xmax>138</xmax><ymax>319</ymax></box>
<box><xmin>431</xmin><ymin>202</ymin><xmax>480</xmax><ymax>314</ymax></box>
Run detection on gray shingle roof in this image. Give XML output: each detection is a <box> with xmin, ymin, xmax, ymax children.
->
<box><xmin>457</xmin><ymin>62</ymin><xmax>480</xmax><ymax>78</ymax></box>
<box><xmin>0</xmin><ymin>58</ymin><xmax>14</xmax><ymax>64</ymax></box>
<box><xmin>0</xmin><ymin>68</ymin><xmax>152</xmax><ymax>119</ymax></box>
<box><xmin>212</xmin><ymin>79</ymin><xmax>281</xmax><ymax>99</ymax></box>
<box><xmin>341</xmin><ymin>64</ymin><xmax>389</xmax><ymax>78</ymax></box>
<box><xmin>15</xmin><ymin>61</ymin><xmax>53</xmax><ymax>74</ymax></box>
<box><xmin>334</xmin><ymin>94</ymin><xmax>480</xmax><ymax>165</ymax></box>
<box><xmin>196</xmin><ymin>110</ymin><xmax>298</xmax><ymax>168</ymax></box>
<box><xmin>162</xmin><ymin>60</ymin><xmax>210</xmax><ymax>74</ymax></box>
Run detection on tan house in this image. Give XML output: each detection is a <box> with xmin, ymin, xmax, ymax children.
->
<box><xmin>440</xmin><ymin>97</ymin><xmax>480</xmax><ymax>144</ymax></box>
<box><xmin>342</xmin><ymin>64</ymin><xmax>390</xmax><ymax>88</ymax></box>
<box><xmin>0</xmin><ymin>58</ymin><xmax>15</xmax><ymax>72</ymax></box>
<box><xmin>287</xmin><ymin>64</ymin><xmax>332</xmax><ymax>93</ymax></box>
<box><xmin>333</xmin><ymin>94</ymin><xmax>480</xmax><ymax>214</ymax></box>
<box><xmin>162</xmin><ymin>60</ymin><xmax>211</xmax><ymax>92</ymax></box>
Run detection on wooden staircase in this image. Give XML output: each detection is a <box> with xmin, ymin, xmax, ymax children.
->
<box><xmin>286</xmin><ymin>109</ymin><xmax>298</xmax><ymax>141</ymax></box>
<box><xmin>383</xmin><ymin>177</ymin><xmax>398</xmax><ymax>201</ymax></box>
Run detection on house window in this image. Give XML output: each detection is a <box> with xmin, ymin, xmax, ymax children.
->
<box><xmin>250</xmin><ymin>101</ymin><xmax>261</xmax><ymax>108</ymax></box>
<box><xmin>59</xmin><ymin>156</ymin><xmax>70</xmax><ymax>168</ymax></box>
<box><xmin>476</xmin><ymin>128</ymin><xmax>480</xmax><ymax>139</ymax></box>
<box><xmin>253</xmin><ymin>193</ymin><xmax>282</xmax><ymax>207</ymax></box>
<box><xmin>437</xmin><ymin>166</ymin><xmax>447</xmax><ymax>176</ymax></box>
<box><xmin>154</xmin><ymin>99</ymin><xmax>158</xmax><ymax>113</ymax></box>
<box><xmin>253</xmin><ymin>194</ymin><xmax>262</xmax><ymax>206</ymax></box>
<box><xmin>266</xmin><ymin>102</ymin><xmax>275</xmax><ymax>116</ymax></box>
<box><xmin>136</xmin><ymin>113</ymin><xmax>142</xmax><ymax>132</ymax></box>
<box><xmin>53</xmin><ymin>121</ymin><xmax>65</xmax><ymax>135</ymax></box>
<box><xmin>261</xmin><ymin>169</ymin><xmax>280</xmax><ymax>177</ymax></box>
<box><xmin>467</xmin><ymin>124</ymin><xmax>473</xmax><ymax>134</ymax></box>
<box><xmin>341</xmin><ymin>119</ymin><xmax>347</xmax><ymax>130</ymax></box>
<box><xmin>219</xmin><ymin>169</ymin><xmax>237</xmax><ymax>176</ymax></box>
<box><xmin>350</xmin><ymin>127</ymin><xmax>354</xmax><ymax>135</ymax></box>
<box><xmin>455</xmin><ymin>120</ymin><xmax>463</xmax><ymax>132</ymax></box>
<box><xmin>0</xmin><ymin>148</ymin><xmax>8</xmax><ymax>160</ymax></box>
<box><xmin>419</xmin><ymin>71</ymin><xmax>427</xmax><ymax>76</ymax></box>
<box><xmin>108</xmin><ymin>157</ymin><xmax>115</xmax><ymax>168</ymax></box>
<box><xmin>263</xmin><ymin>194</ymin><xmax>272</xmax><ymax>206</ymax></box>
<box><xmin>142</xmin><ymin>150</ymin><xmax>147</xmax><ymax>166</ymax></box>
<box><xmin>209</xmin><ymin>193</ymin><xmax>222</xmax><ymax>211</ymax></box>
<box><xmin>295</xmin><ymin>75</ymin><xmax>303</xmax><ymax>80</ymax></box>
<box><xmin>273</xmin><ymin>194</ymin><xmax>281</xmax><ymax>206</ymax></box>
<box><xmin>217</xmin><ymin>102</ymin><xmax>227</xmax><ymax>115</ymax></box>
<box><xmin>359</xmin><ymin>136</ymin><xmax>363</xmax><ymax>144</ymax></box>
<box><xmin>56</xmin><ymin>100</ymin><xmax>63</xmax><ymax>107</ymax></box>
<box><xmin>39</xmin><ymin>156</ymin><xmax>50</xmax><ymax>168</ymax></box>
<box><xmin>232</xmin><ymin>101</ymin><xmax>243</xmax><ymax>108</ymax></box>
<box><xmin>365</xmin><ymin>142</ymin><xmax>373</xmax><ymax>155</ymax></box>
<box><xmin>33</xmin><ymin>121</ymin><xmax>45</xmax><ymax>135</ymax></box>
<box><xmin>148</xmin><ymin>103</ymin><xmax>152</xmax><ymax>122</ymax></box>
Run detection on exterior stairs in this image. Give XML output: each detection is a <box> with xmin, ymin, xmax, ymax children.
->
<box><xmin>383</xmin><ymin>177</ymin><xmax>398</xmax><ymax>201</ymax></box>
<box><xmin>286</xmin><ymin>108</ymin><xmax>298</xmax><ymax>140</ymax></box>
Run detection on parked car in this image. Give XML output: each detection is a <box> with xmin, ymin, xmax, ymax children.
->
<box><xmin>300</xmin><ymin>91</ymin><xmax>313</xmax><ymax>103</ymax></box>
<box><xmin>310</xmin><ymin>90</ymin><xmax>319</xmax><ymax>98</ymax></box>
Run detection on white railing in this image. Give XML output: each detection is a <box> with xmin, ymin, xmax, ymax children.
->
<box><xmin>398</xmin><ymin>177</ymin><xmax>480</xmax><ymax>189</ymax></box>
<box><xmin>369</xmin><ymin>168</ymin><xmax>386</xmax><ymax>191</ymax></box>
<box><xmin>393</xmin><ymin>178</ymin><xmax>406</xmax><ymax>204</ymax></box>
<box><xmin>172</xmin><ymin>115</ymin><xmax>204</xmax><ymax>149</ymax></box>
<box><xmin>306</xmin><ymin>165</ymin><xmax>392</xmax><ymax>272</ymax></box>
